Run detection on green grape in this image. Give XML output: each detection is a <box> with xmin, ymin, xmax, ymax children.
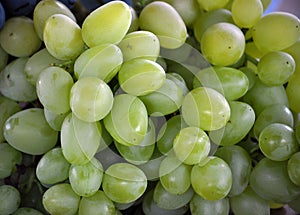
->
<box><xmin>115</xmin><ymin>118</ymin><xmax>156</xmax><ymax>165</ymax></box>
<box><xmin>214</xmin><ymin>145</ymin><xmax>252</xmax><ymax>196</ymax></box>
<box><xmin>196</xmin><ymin>0</ymin><xmax>229</xmax><ymax>11</ymax></box>
<box><xmin>0</xmin><ymin>143</ymin><xmax>22</xmax><ymax>179</ymax></box>
<box><xmin>193</xmin><ymin>66</ymin><xmax>249</xmax><ymax>101</ymax></box>
<box><xmin>70</xmin><ymin>77</ymin><xmax>113</xmax><ymax>122</ymax></box>
<box><xmin>114</xmin><ymin>201</ymin><xmax>135</xmax><ymax>211</ymax></box>
<box><xmin>44</xmin><ymin>108</ymin><xmax>70</xmax><ymax>131</ymax></box>
<box><xmin>128</xmin><ymin>6</ymin><xmax>139</xmax><ymax>33</ymax></box>
<box><xmin>250</xmin><ymin>158</ymin><xmax>300</xmax><ymax>203</ymax></box>
<box><xmin>287</xmin><ymin>151</ymin><xmax>300</xmax><ymax>186</ymax></box>
<box><xmin>0</xmin><ymin>44</ymin><xmax>8</xmax><ymax>71</ymax></box>
<box><xmin>69</xmin><ymin>157</ymin><xmax>103</xmax><ymax>197</ymax></box>
<box><xmin>0</xmin><ymin>57</ymin><xmax>37</xmax><ymax>102</ymax></box>
<box><xmin>245</xmin><ymin>41</ymin><xmax>265</xmax><ymax>60</ymax></box>
<box><xmin>139</xmin><ymin>78</ymin><xmax>184</xmax><ymax>116</ymax></box>
<box><xmin>33</xmin><ymin>0</ymin><xmax>76</xmax><ymax>40</ymax></box>
<box><xmin>173</xmin><ymin>126</ymin><xmax>210</xmax><ymax>165</ymax></box>
<box><xmin>0</xmin><ymin>185</ymin><xmax>21</xmax><ymax>215</ymax></box>
<box><xmin>118</xmin><ymin>59</ymin><xmax>166</xmax><ymax>96</ymax></box>
<box><xmin>159</xmin><ymin>155</ymin><xmax>192</xmax><ymax>195</ymax></box>
<box><xmin>118</xmin><ymin>30</ymin><xmax>160</xmax><ymax>62</ymax></box>
<box><xmin>252</xmin><ymin>12</ymin><xmax>300</xmax><ymax>52</ymax></box>
<box><xmin>97</xmin><ymin>121</ymin><xmax>113</xmax><ymax>152</ymax></box>
<box><xmin>209</xmin><ymin>101</ymin><xmax>255</xmax><ymax>146</ymax></box>
<box><xmin>103</xmin><ymin>93</ymin><xmax>148</xmax><ymax>146</ymax></box>
<box><xmin>166</xmin><ymin>73</ymin><xmax>189</xmax><ymax>96</ymax></box>
<box><xmin>12</xmin><ymin>207</ymin><xmax>44</xmax><ymax>215</ymax></box>
<box><xmin>239</xmin><ymin>66</ymin><xmax>258</xmax><ymax>90</ymax></box>
<box><xmin>42</xmin><ymin>183</ymin><xmax>80</xmax><ymax>215</ymax></box>
<box><xmin>78</xmin><ymin>190</ymin><xmax>115</xmax><ymax>215</ymax></box>
<box><xmin>0</xmin><ymin>96</ymin><xmax>21</xmax><ymax>143</ymax></box>
<box><xmin>142</xmin><ymin>189</ymin><xmax>189</xmax><ymax>215</ymax></box>
<box><xmin>24</xmin><ymin>48</ymin><xmax>66</xmax><ymax>86</ymax></box>
<box><xmin>36</xmin><ymin>66</ymin><xmax>74</xmax><ymax>114</ymax></box>
<box><xmin>286</xmin><ymin>73</ymin><xmax>300</xmax><ymax>113</ymax></box>
<box><xmin>0</xmin><ymin>17</ymin><xmax>41</xmax><ymax>57</ymax></box>
<box><xmin>200</xmin><ymin>22</ymin><xmax>245</xmax><ymax>66</ymax></box>
<box><xmin>138</xmin><ymin>1</ymin><xmax>187</xmax><ymax>49</ymax></box>
<box><xmin>193</xmin><ymin>9</ymin><xmax>233</xmax><ymax>43</ymax></box>
<box><xmin>181</xmin><ymin>87</ymin><xmax>230</xmax><ymax>131</ymax></box>
<box><xmin>36</xmin><ymin>147</ymin><xmax>70</xmax><ymax>185</ymax></box>
<box><xmin>253</xmin><ymin>104</ymin><xmax>294</xmax><ymax>139</ymax></box>
<box><xmin>242</xmin><ymin>78</ymin><xmax>289</xmax><ymax>115</ymax></box>
<box><xmin>259</xmin><ymin>123</ymin><xmax>299</xmax><ymax>161</ymax></box>
<box><xmin>4</xmin><ymin>108</ymin><xmax>58</xmax><ymax>155</ymax></box>
<box><xmin>44</xmin><ymin>14</ymin><xmax>85</xmax><ymax>61</ymax></box>
<box><xmin>284</xmin><ymin>39</ymin><xmax>300</xmax><ymax>71</ymax></box>
<box><xmin>191</xmin><ymin>156</ymin><xmax>232</xmax><ymax>200</ymax></box>
<box><xmin>102</xmin><ymin>162</ymin><xmax>147</xmax><ymax>204</ymax></box>
<box><xmin>74</xmin><ymin>44</ymin><xmax>123</xmax><ymax>82</ymax></box>
<box><xmin>190</xmin><ymin>194</ymin><xmax>229</xmax><ymax>215</ymax></box>
<box><xmin>82</xmin><ymin>1</ymin><xmax>131</xmax><ymax>47</ymax></box>
<box><xmin>230</xmin><ymin>186</ymin><xmax>270</xmax><ymax>215</ymax></box>
<box><xmin>231</xmin><ymin>0</ymin><xmax>263</xmax><ymax>28</ymax></box>
<box><xmin>257</xmin><ymin>51</ymin><xmax>295</xmax><ymax>86</ymax></box>
<box><xmin>61</xmin><ymin>112</ymin><xmax>101</xmax><ymax>164</ymax></box>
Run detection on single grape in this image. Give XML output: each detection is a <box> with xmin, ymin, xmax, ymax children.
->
<box><xmin>245</xmin><ymin>41</ymin><xmax>265</xmax><ymax>60</ymax></box>
<box><xmin>0</xmin><ymin>185</ymin><xmax>21</xmax><ymax>215</ymax></box>
<box><xmin>0</xmin><ymin>143</ymin><xmax>22</xmax><ymax>179</ymax></box>
<box><xmin>287</xmin><ymin>151</ymin><xmax>300</xmax><ymax>186</ymax></box>
<box><xmin>286</xmin><ymin>73</ymin><xmax>300</xmax><ymax>113</ymax></box>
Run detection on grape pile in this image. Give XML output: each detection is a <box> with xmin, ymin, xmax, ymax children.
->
<box><xmin>0</xmin><ymin>0</ymin><xmax>300</xmax><ymax>214</ymax></box>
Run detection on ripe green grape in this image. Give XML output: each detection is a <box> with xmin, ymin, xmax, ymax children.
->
<box><xmin>36</xmin><ymin>147</ymin><xmax>70</xmax><ymax>185</ymax></box>
<box><xmin>0</xmin><ymin>16</ymin><xmax>41</xmax><ymax>57</ymax></box>
<box><xmin>69</xmin><ymin>157</ymin><xmax>103</xmax><ymax>197</ymax></box>
<box><xmin>43</xmin><ymin>14</ymin><xmax>85</xmax><ymax>60</ymax></box>
<box><xmin>103</xmin><ymin>93</ymin><xmax>148</xmax><ymax>146</ymax></box>
<box><xmin>196</xmin><ymin>0</ymin><xmax>229</xmax><ymax>11</ymax></box>
<box><xmin>61</xmin><ymin>112</ymin><xmax>101</xmax><ymax>165</ymax></box>
<box><xmin>287</xmin><ymin>151</ymin><xmax>300</xmax><ymax>186</ymax></box>
<box><xmin>70</xmin><ymin>77</ymin><xmax>113</xmax><ymax>122</ymax></box>
<box><xmin>0</xmin><ymin>143</ymin><xmax>22</xmax><ymax>179</ymax></box>
<box><xmin>189</xmin><ymin>194</ymin><xmax>229</xmax><ymax>215</ymax></box>
<box><xmin>0</xmin><ymin>44</ymin><xmax>8</xmax><ymax>71</ymax></box>
<box><xmin>231</xmin><ymin>0</ymin><xmax>263</xmax><ymax>28</ymax></box>
<box><xmin>78</xmin><ymin>190</ymin><xmax>115</xmax><ymax>215</ymax></box>
<box><xmin>82</xmin><ymin>1</ymin><xmax>132</xmax><ymax>47</ymax></box>
<box><xmin>139</xmin><ymin>1</ymin><xmax>187</xmax><ymax>49</ymax></box>
<box><xmin>257</xmin><ymin>51</ymin><xmax>295</xmax><ymax>86</ymax></box>
<box><xmin>214</xmin><ymin>145</ymin><xmax>252</xmax><ymax>196</ymax></box>
<box><xmin>181</xmin><ymin>87</ymin><xmax>230</xmax><ymax>131</ymax></box>
<box><xmin>33</xmin><ymin>0</ymin><xmax>76</xmax><ymax>40</ymax></box>
<box><xmin>0</xmin><ymin>185</ymin><xmax>21</xmax><ymax>215</ymax></box>
<box><xmin>250</xmin><ymin>158</ymin><xmax>300</xmax><ymax>203</ymax></box>
<box><xmin>42</xmin><ymin>183</ymin><xmax>80</xmax><ymax>215</ymax></box>
<box><xmin>102</xmin><ymin>162</ymin><xmax>147</xmax><ymax>204</ymax></box>
<box><xmin>209</xmin><ymin>101</ymin><xmax>255</xmax><ymax>146</ymax></box>
<box><xmin>259</xmin><ymin>123</ymin><xmax>299</xmax><ymax>161</ymax></box>
<box><xmin>118</xmin><ymin>30</ymin><xmax>160</xmax><ymax>62</ymax></box>
<box><xmin>4</xmin><ymin>108</ymin><xmax>58</xmax><ymax>155</ymax></box>
<box><xmin>118</xmin><ymin>59</ymin><xmax>166</xmax><ymax>96</ymax></box>
<box><xmin>245</xmin><ymin>41</ymin><xmax>265</xmax><ymax>60</ymax></box>
<box><xmin>36</xmin><ymin>66</ymin><xmax>74</xmax><ymax>114</ymax></box>
<box><xmin>200</xmin><ymin>22</ymin><xmax>245</xmax><ymax>66</ymax></box>
<box><xmin>12</xmin><ymin>207</ymin><xmax>44</xmax><ymax>215</ymax></box>
<box><xmin>252</xmin><ymin>12</ymin><xmax>300</xmax><ymax>52</ymax></box>
<box><xmin>97</xmin><ymin>121</ymin><xmax>113</xmax><ymax>152</ymax></box>
<box><xmin>284</xmin><ymin>39</ymin><xmax>300</xmax><ymax>71</ymax></box>
<box><xmin>43</xmin><ymin>108</ymin><xmax>70</xmax><ymax>131</ymax></box>
<box><xmin>159</xmin><ymin>155</ymin><xmax>192</xmax><ymax>195</ymax></box>
<box><xmin>191</xmin><ymin>156</ymin><xmax>232</xmax><ymax>200</ymax></box>
<box><xmin>74</xmin><ymin>44</ymin><xmax>123</xmax><ymax>83</ymax></box>
<box><xmin>286</xmin><ymin>73</ymin><xmax>300</xmax><ymax>113</ymax></box>
<box><xmin>166</xmin><ymin>73</ymin><xmax>189</xmax><ymax>96</ymax></box>
<box><xmin>0</xmin><ymin>57</ymin><xmax>37</xmax><ymax>102</ymax></box>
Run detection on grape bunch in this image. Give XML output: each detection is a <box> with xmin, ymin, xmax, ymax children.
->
<box><xmin>0</xmin><ymin>0</ymin><xmax>300</xmax><ymax>214</ymax></box>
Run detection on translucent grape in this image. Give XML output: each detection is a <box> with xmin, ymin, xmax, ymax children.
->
<box><xmin>43</xmin><ymin>14</ymin><xmax>85</xmax><ymax>60</ymax></box>
<box><xmin>82</xmin><ymin>1</ymin><xmax>132</xmax><ymax>47</ymax></box>
<box><xmin>287</xmin><ymin>151</ymin><xmax>300</xmax><ymax>186</ymax></box>
<box><xmin>4</xmin><ymin>108</ymin><xmax>58</xmax><ymax>155</ymax></box>
<box><xmin>0</xmin><ymin>185</ymin><xmax>21</xmax><ymax>215</ymax></box>
<box><xmin>181</xmin><ymin>87</ymin><xmax>231</xmax><ymax>131</ymax></box>
<box><xmin>42</xmin><ymin>183</ymin><xmax>80</xmax><ymax>215</ymax></box>
<box><xmin>196</xmin><ymin>0</ymin><xmax>229</xmax><ymax>11</ymax></box>
<box><xmin>138</xmin><ymin>1</ymin><xmax>187</xmax><ymax>49</ymax></box>
<box><xmin>70</xmin><ymin>77</ymin><xmax>113</xmax><ymax>122</ymax></box>
<box><xmin>102</xmin><ymin>162</ymin><xmax>147</xmax><ymax>204</ymax></box>
<box><xmin>0</xmin><ymin>143</ymin><xmax>22</xmax><ymax>179</ymax></box>
<box><xmin>200</xmin><ymin>22</ymin><xmax>245</xmax><ymax>66</ymax></box>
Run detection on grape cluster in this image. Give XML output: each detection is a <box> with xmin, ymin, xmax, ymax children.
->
<box><xmin>0</xmin><ymin>0</ymin><xmax>300</xmax><ymax>214</ymax></box>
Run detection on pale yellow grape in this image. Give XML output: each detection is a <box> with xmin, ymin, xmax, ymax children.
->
<box><xmin>231</xmin><ymin>0</ymin><xmax>263</xmax><ymax>28</ymax></box>
<box><xmin>118</xmin><ymin>31</ymin><xmax>160</xmax><ymax>62</ymax></box>
<box><xmin>82</xmin><ymin>1</ymin><xmax>132</xmax><ymax>47</ymax></box>
<box><xmin>200</xmin><ymin>22</ymin><xmax>245</xmax><ymax>66</ymax></box>
<box><xmin>252</xmin><ymin>12</ymin><xmax>300</xmax><ymax>52</ymax></box>
<box><xmin>197</xmin><ymin>0</ymin><xmax>229</xmax><ymax>11</ymax></box>
<box><xmin>44</xmin><ymin>14</ymin><xmax>85</xmax><ymax>60</ymax></box>
<box><xmin>139</xmin><ymin>1</ymin><xmax>187</xmax><ymax>49</ymax></box>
